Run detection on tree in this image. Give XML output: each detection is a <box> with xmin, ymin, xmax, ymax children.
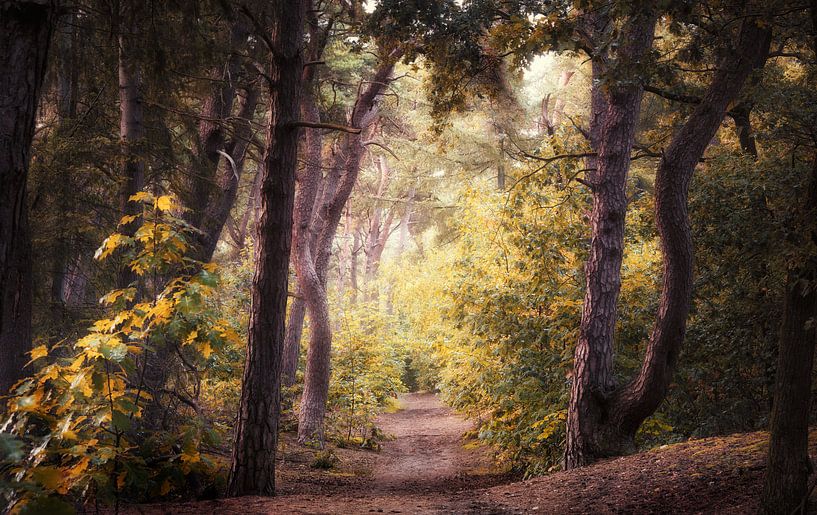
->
<box><xmin>297</xmin><ymin>52</ymin><xmax>402</xmax><ymax>446</ymax></box>
<box><xmin>563</xmin><ymin>6</ymin><xmax>659</xmax><ymax>468</ymax></box>
<box><xmin>762</xmin><ymin>3</ymin><xmax>817</xmax><ymax>511</ymax></box>
<box><xmin>0</xmin><ymin>0</ymin><xmax>58</xmax><ymax>395</ymax></box>
<box><xmin>227</xmin><ymin>0</ymin><xmax>306</xmax><ymax>496</ymax></box>
<box><xmin>116</xmin><ymin>0</ymin><xmax>147</xmax><ymax>291</ymax></box>
<box><xmin>565</xmin><ymin>15</ymin><xmax>772</xmax><ymax>467</ymax></box>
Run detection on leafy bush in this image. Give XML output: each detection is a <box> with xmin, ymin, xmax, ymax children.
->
<box><xmin>1</xmin><ymin>193</ymin><xmax>240</xmax><ymax>511</ymax></box>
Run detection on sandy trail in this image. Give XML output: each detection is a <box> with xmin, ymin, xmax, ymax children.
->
<box><xmin>374</xmin><ymin>393</ymin><xmax>481</xmax><ymax>491</ymax></box>
<box><xmin>131</xmin><ymin>393</ymin><xmax>509</xmax><ymax>514</ymax></box>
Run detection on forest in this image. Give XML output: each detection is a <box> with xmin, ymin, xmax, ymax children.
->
<box><xmin>1</xmin><ymin>0</ymin><xmax>817</xmax><ymax>513</ymax></box>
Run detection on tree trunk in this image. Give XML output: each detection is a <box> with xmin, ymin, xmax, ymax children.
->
<box><xmin>565</xmin><ymin>17</ymin><xmax>771</xmax><ymax>468</ymax></box>
<box><xmin>364</xmin><ymin>155</ymin><xmax>393</xmax><ymax>284</ymax></box>
<box><xmin>183</xmin><ymin>19</ymin><xmax>249</xmax><ymax>250</ymax></box>
<box><xmin>397</xmin><ymin>185</ymin><xmax>416</xmax><ymax>253</ymax></box>
<box><xmin>564</xmin><ymin>10</ymin><xmax>658</xmax><ymax>468</ymax></box>
<box><xmin>116</xmin><ymin>0</ymin><xmax>146</xmax><ymax>290</ymax></box>
<box><xmin>762</xmin><ymin>5</ymin><xmax>817</xmax><ymax>508</ymax></box>
<box><xmin>0</xmin><ymin>0</ymin><xmax>57</xmax><ymax>395</ymax></box>
<box><xmin>297</xmin><ymin>52</ymin><xmax>401</xmax><ymax>446</ymax></box>
<box><xmin>274</xmin><ymin>3</ymin><xmax>334</xmax><ymax>391</ymax></box>
<box><xmin>762</xmin><ymin>263</ymin><xmax>817</xmax><ymax>514</ymax></box>
<box><xmin>194</xmin><ymin>86</ymin><xmax>259</xmax><ymax>263</ymax></box>
<box><xmin>227</xmin><ymin>0</ymin><xmax>305</xmax><ymax>497</ymax></box>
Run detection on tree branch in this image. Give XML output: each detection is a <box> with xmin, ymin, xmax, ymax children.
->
<box><xmin>287</xmin><ymin>121</ymin><xmax>362</xmax><ymax>134</ymax></box>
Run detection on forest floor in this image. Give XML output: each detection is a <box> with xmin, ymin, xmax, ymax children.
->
<box><xmin>128</xmin><ymin>393</ymin><xmax>817</xmax><ymax>514</ymax></box>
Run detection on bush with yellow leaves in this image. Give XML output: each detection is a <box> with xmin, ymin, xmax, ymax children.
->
<box><xmin>1</xmin><ymin>192</ymin><xmax>241</xmax><ymax>512</ymax></box>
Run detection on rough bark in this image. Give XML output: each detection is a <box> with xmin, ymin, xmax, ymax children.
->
<box><xmin>297</xmin><ymin>52</ymin><xmax>401</xmax><ymax>446</ymax></box>
<box><xmin>762</xmin><ymin>261</ymin><xmax>817</xmax><ymax>514</ymax></box>
<box><xmin>762</xmin><ymin>5</ymin><xmax>817</xmax><ymax>510</ymax></box>
<box><xmin>0</xmin><ymin>0</ymin><xmax>57</xmax><ymax>395</ymax></box>
<box><xmin>565</xmin><ymin>17</ymin><xmax>772</xmax><ymax>468</ymax></box>
<box><xmin>227</xmin><ymin>0</ymin><xmax>305</xmax><ymax>497</ymax></box>
<box><xmin>281</xmin><ymin>5</ymin><xmax>334</xmax><ymax>389</ymax></box>
<box><xmin>564</xmin><ymin>9</ymin><xmax>658</xmax><ymax>468</ymax></box>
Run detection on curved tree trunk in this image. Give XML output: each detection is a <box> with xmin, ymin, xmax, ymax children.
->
<box><xmin>297</xmin><ymin>52</ymin><xmax>402</xmax><ymax>446</ymax></box>
<box><xmin>227</xmin><ymin>0</ymin><xmax>305</xmax><ymax>497</ymax></box>
<box><xmin>566</xmin><ymin>17</ymin><xmax>771</xmax><ymax>468</ymax></box>
<box><xmin>0</xmin><ymin>0</ymin><xmax>57</xmax><ymax>395</ymax></box>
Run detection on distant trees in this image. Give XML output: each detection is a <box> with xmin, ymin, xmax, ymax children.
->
<box><xmin>0</xmin><ymin>0</ymin><xmax>58</xmax><ymax>395</ymax></box>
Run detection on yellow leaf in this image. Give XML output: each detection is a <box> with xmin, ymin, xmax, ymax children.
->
<box><xmin>67</xmin><ymin>456</ymin><xmax>90</xmax><ymax>478</ymax></box>
<box><xmin>30</xmin><ymin>345</ymin><xmax>48</xmax><ymax>361</ymax></box>
<box><xmin>181</xmin><ymin>448</ymin><xmax>200</xmax><ymax>464</ymax></box>
<box><xmin>184</xmin><ymin>330</ymin><xmax>198</xmax><ymax>346</ymax></box>
<box><xmin>160</xmin><ymin>478</ymin><xmax>171</xmax><ymax>496</ymax></box>
<box><xmin>155</xmin><ymin>195</ymin><xmax>173</xmax><ymax>212</ymax></box>
<box><xmin>119</xmin><ymin>214</ymin><xmax>138</xmax><ymax>226</ymax></box>
<box><xmin>32</xmin><ymin>466</ymin><xmax>63</xmax><ymax>490</ymax></box>
<box><xmin>117</xmin><ymin>471</ymin><xmax>127</xmax><ymax>490</ymax></box>
<box><xmin>200</xmin><ymin>341</ymin><xmax>212</xmax><ymax>359</ymax></box>
<box><xmin>128</xmin><ymin>191</ymin><xmax>152</xmax><ymax>203</ymax></box>
<box><xmin>69</xmin><ymin>354</ymin><xmax>86</xmax><ymax>371</ymax></box>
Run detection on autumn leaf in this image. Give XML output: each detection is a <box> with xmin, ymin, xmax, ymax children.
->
<box><xmin>155</xmin><ymin>195</ymin><xmax>173</xmax><ymax>212</ymax></box>
<box><xmin>30</xmin><ymin>345</ymin><xmax>48</xmax><ymax>361</ymax></box>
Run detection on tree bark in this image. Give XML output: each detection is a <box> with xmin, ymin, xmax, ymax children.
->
<box><xmin>116</xmin><ymin>0</ymin><xmax>146</xmax><ymax>290</ymax></box>
<box><xmin>762</xmin><ymin>259</ymin><xmax>817</xmax><ymax>514</ymax></box>
<box><xmin>762</xmin><ymin>4</ymin><xmax>817</xmax><ymax>509</ymax></box>
<box><xmin>565</xmin><ymin>16</ymin><xmax>772</xmax><ymax>468</ymax></box>
<box><xmin>364</xmin><ymin>155</ymin><xmax>394</xmax><ymax>284</ymax></box>
<box><xmin>227</xmin><ymin>0</ymin><xmax>305</xmax><ymax>497</ymax></box>
<box><xmin>297</xmin><ymin>52</ymin><xmax>401</xmax><ymax>446</ymax></box>
<box><xmin>194</xmin><ymin>86</ymin><xmax>259</xmax><ymax>263</ymax></box>
<box><xmin>0</xmin><ymin>0</ymin><xmax>57</xmax><ymax>395</ymax></box>
<box><xmin>564</xmin><ymin>9</ymin><xmax>658</xmax><ymax>468</ymax></box>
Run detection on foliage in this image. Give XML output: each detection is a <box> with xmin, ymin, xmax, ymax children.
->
<box><xmin>325</xmin><ymin>297</ymin><xmax>407</xmax><ymax>447</ymax></box>
<box><xmin>1</xmin><ymin>193</ymin><xmax>240</xmax><ymax>511</ymax></box>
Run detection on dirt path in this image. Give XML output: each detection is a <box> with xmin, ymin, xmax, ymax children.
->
<box><xmin>374</xmin><ymin>393</ymin><xmax>494</xmax><ymax>492</ymax></box>
<box><xmin>129</xmin><ymin>395</ymin><xmax>817</xmax><ymax>514</ymax></box>
<box><xmin>132</xmin><ymin>393</ymin><xmax>510</xmax><ymax>514</ymax></box>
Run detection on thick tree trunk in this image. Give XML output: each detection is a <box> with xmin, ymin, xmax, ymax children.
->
<box><xmin>291</xmin><ymin>90</ymin><xmax>333</xmax><ymax>445</ymax></box>
<box><xmin>762</xmin><ymin>264</ymin><xmax>817</xmax><ymax>514</ymax></box>
<box><xmin>565</xmin><ymin>17</ymin><xmax>771</xmax><ymax>468</ymax></box>
<box><xmin>227</xmin><ymin>0</ymin><xmax>305</xmax><ymax>497</ymax></box>
<box><xmin>0</xmin><ymin>0</ymin><xmax>56</xmax><ymax>395</ymax></box>
<box><xmin>297</xmin><ymin>53</ymin><xmax>401</xmax><ymax>445</ymax></box>
<box><xmin>762</xmin><ymin>7</ymin><xmax>817</xmax><ymax>506</ymax></box>
<box><xmin>564</xmin><ymin>11</ymin><xmax>657</xmax><ymax>468</ymax></box>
